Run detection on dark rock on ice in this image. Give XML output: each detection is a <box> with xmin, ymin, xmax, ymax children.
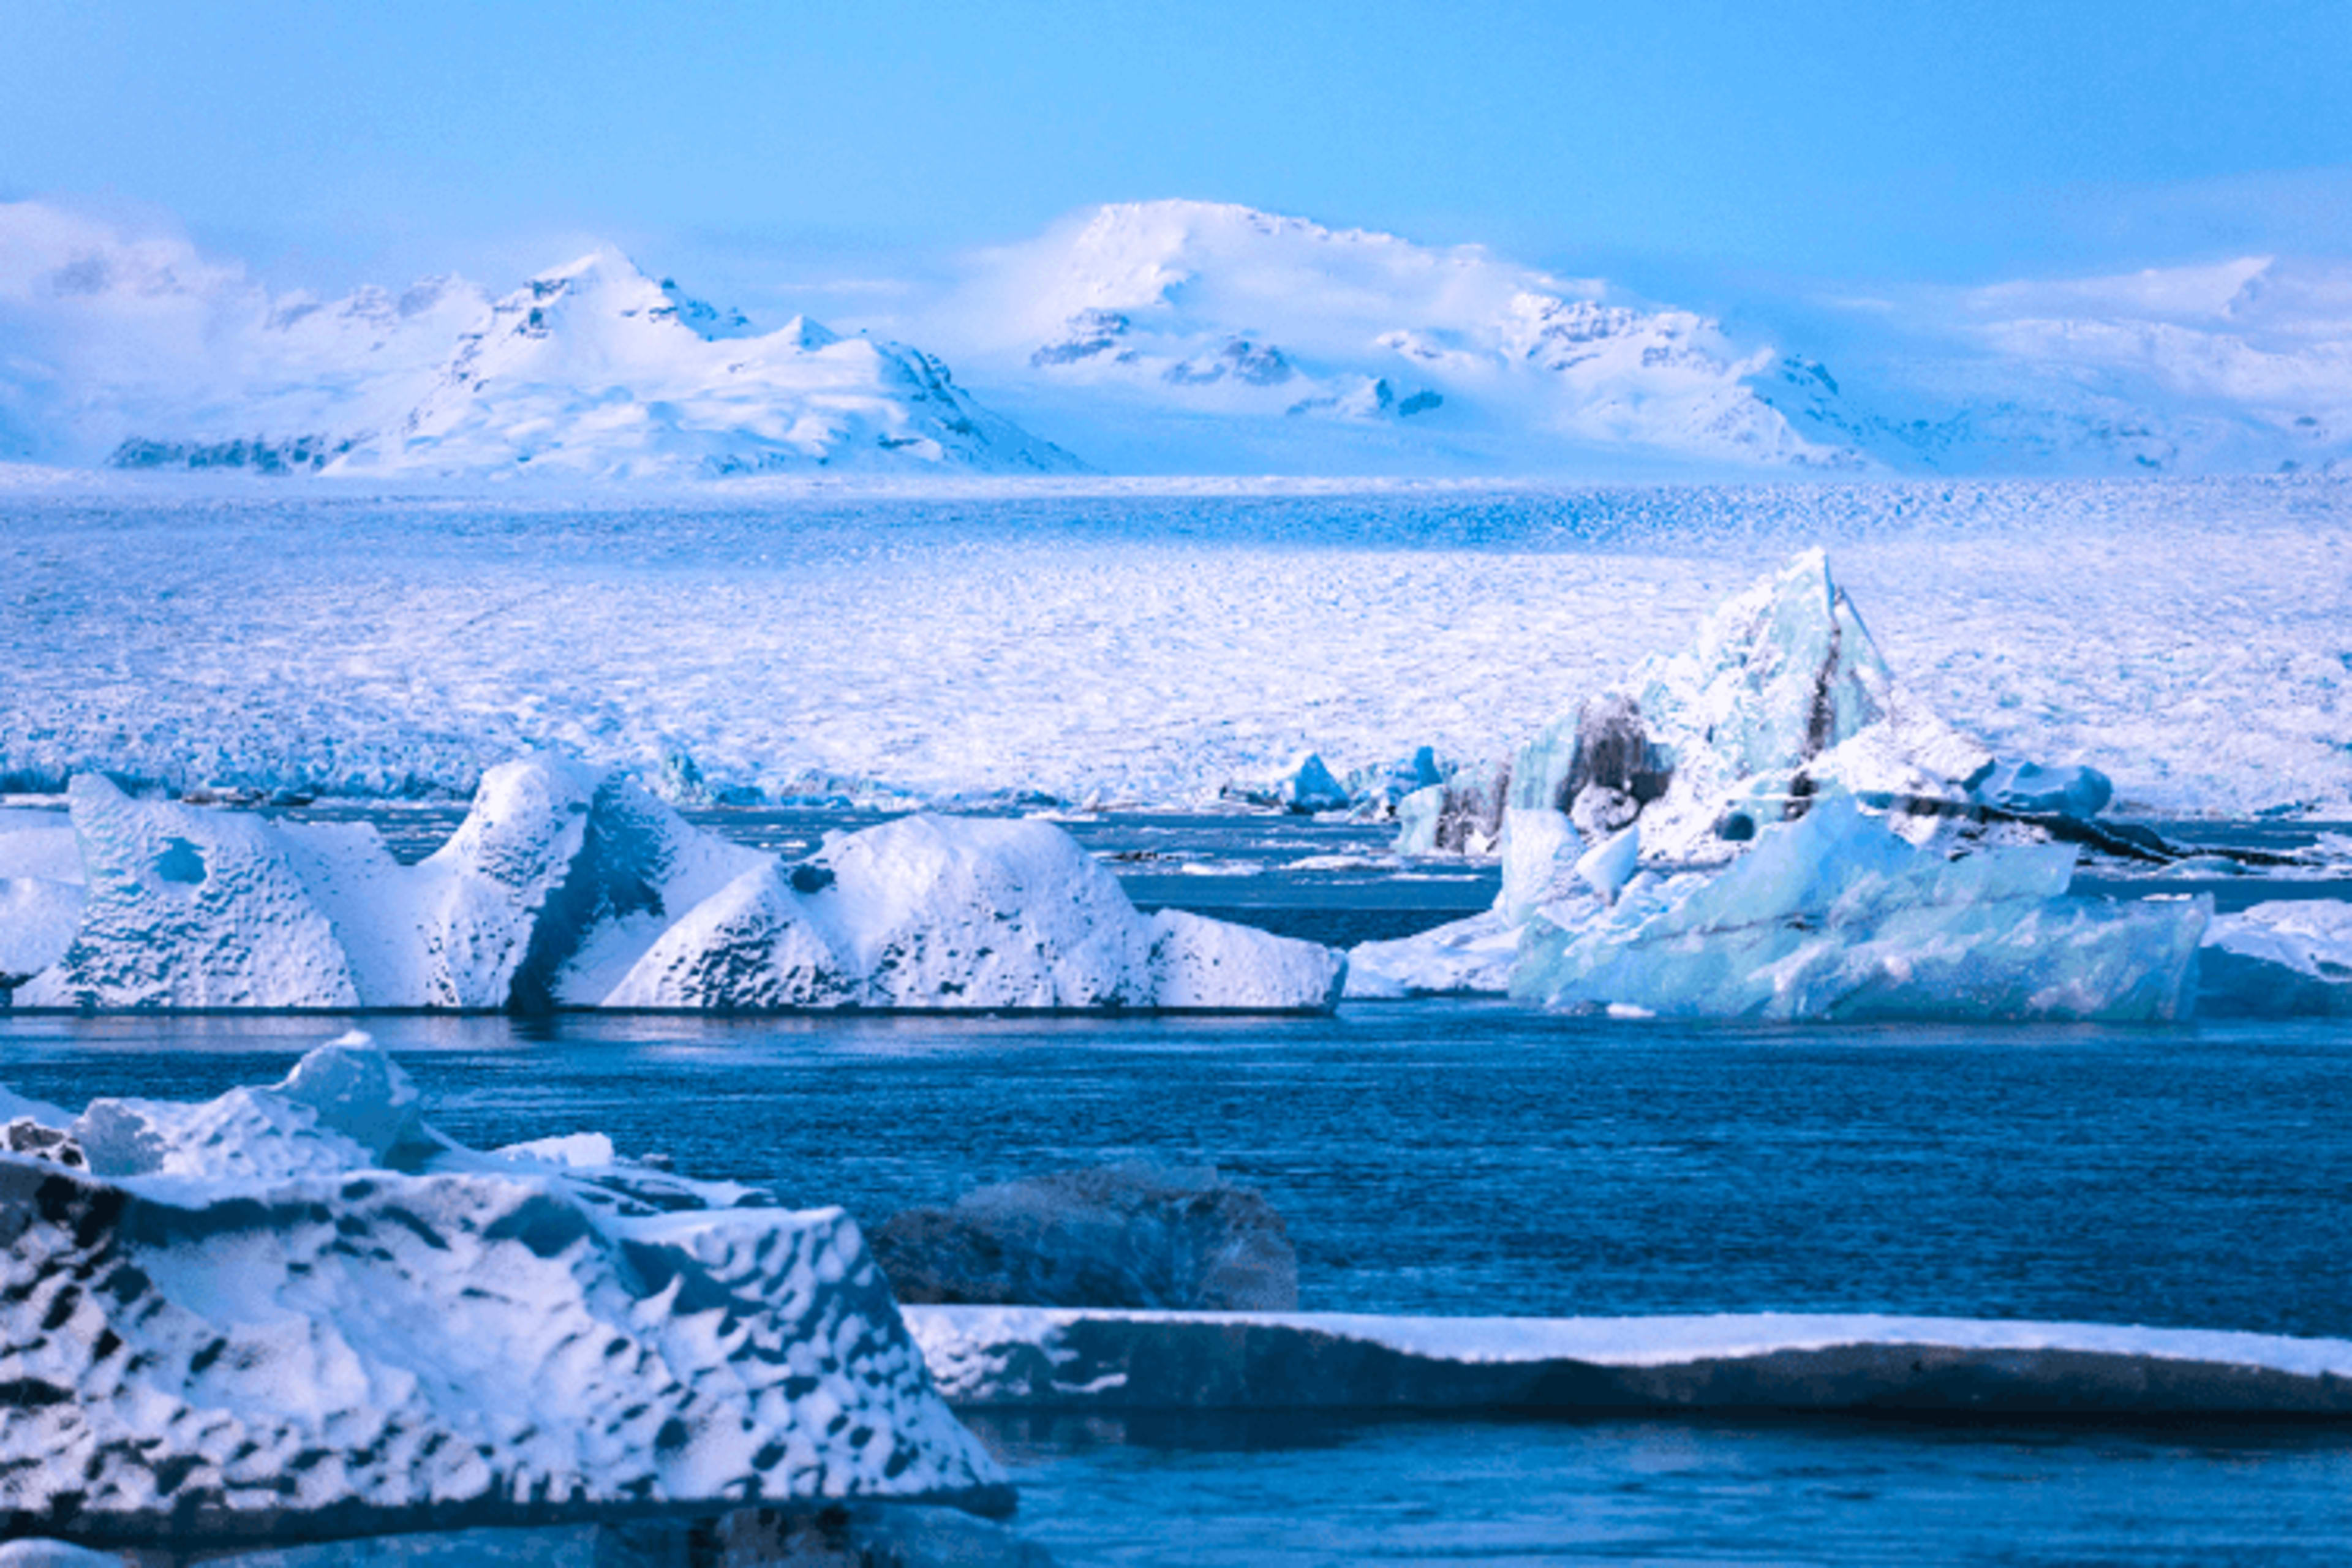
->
<box><xmin>872</xmin><ymin>1166</ymin><xmax>1300</xmax><ymax>1313</ymax></box>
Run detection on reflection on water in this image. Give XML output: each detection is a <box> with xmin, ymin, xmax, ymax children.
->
<box><xmin>989</xmin><ymin>1412</ymin><xmax>2352</xmax><ymax>1566</ymax></box>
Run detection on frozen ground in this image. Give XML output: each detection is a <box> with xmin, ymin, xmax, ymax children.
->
<box><xmin>0</xmin><ymin>477</ymin><xmax>2345</xmax><ymax>816</ymax></box>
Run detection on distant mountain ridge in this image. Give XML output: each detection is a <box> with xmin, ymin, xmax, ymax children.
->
<box><xmin>0</xmin><ymin>205</ymin><xmax>1079</xmax><ymax>479</ymax></box>
<box><xmin>1</xmin><ymin>197</ymin><xmax>2346</xmax><ymax>480</ymax></box>
<box><xmin>933</xmin><ymin>200</ymin><xmax>1852</xmax><ymax>475</ymax></box>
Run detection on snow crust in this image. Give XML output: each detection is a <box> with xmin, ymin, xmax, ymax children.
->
<box><xmin>9</xmin><ymin>759</ymin><xmax>1342</xmax><ymax>1012</ymax></box>
<box><xmin>0</xmin><ymin>1038</ymin><xmax>1006</xmax><ymax>1539</ymax></box>
<box><xmin>904</xmin><ymin>1304</ymin><xmax>2352</xmax><ymax>1406</ymax></box>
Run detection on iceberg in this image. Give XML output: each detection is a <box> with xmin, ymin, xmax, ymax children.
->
<box><xmin>0</xmin><ymin>1038</ymin><xmax>1006</xmax><ymax>1544</ymax></box>
<box><xmin>12</xmin><ymin>760</ymin><xmax>1344</xmax><ymax>1013</ymax></box>
<box><xmin>1513</xmin><ymin>794</ymin><xmax>2207</xmax><ymax>1022</ymax></box>
<box><xmin>2201</xmin><ymin>899</ymin><xmax>2352</xmax><ymax>1016</ymax></box>
<box><xmin>1969</xmin><ymin>759</ymin><xmax>2116</xmax><ymax>820</ymax></box>
<box><xmin>1507</xmin><ymin>548</ymin><xmax>1991</xmax><ymax>863</ymax></box>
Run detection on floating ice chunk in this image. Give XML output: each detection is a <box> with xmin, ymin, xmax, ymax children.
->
<box><xmin>2202</xmin><ymin>899</ymin><xmax>2352</xmax><ymax>1016</ymax></box>
<box><xmin>0</xmin><ymin>1039</ymin><xmax>1007</xmax><ymax>1541</ymax></box>
<box><xmin>1382</xmin><ymin>745</ymin><xmax>1446</xmax><ymax>802</ymax></box>
<box><xmin>603</xmin><ymin>861</ymin><xmax>856</xmax><ymax>1008</ymax></box>
<box><xmin>0</xmin><ymin>876</ymin><xmax>83</xmax><ymax>992</ymax></box>
<box><xmin>275</xmin><ymin>1031</ymin><xmax>426</xmax><ymax>1160</ymax></box>
<box><xmin>1496</xmin><ymin>807</ymin><xmax>1583</xmax><ymax>925</ymax></box>
<box><xmin>0</xmin><ymin>1543</ymin><xmax>120</xmax><ymax>1567</ymax></box>
<box><xmin>1276</xmin><ymin>752</ymin><xmax>1352</xmax><ymax>813</ymax></box>
<box><xmin>808</xmin><ymin>815</ymin><xmax>1157</xmax><ymax>1006</ymax></box>
<box><xmin>1970</xmin><ymin>759</ymin><xmax>2115</xmax><ymax>819</ymax></box>
<box><xmin>0</xmin><ymin>810</ymin><xmax>81</xmax><ymax>882</ymax></box>
<box><xmin>1510</xmin><ymin>550</ymin><xmax>1993</xmax><ymax>864</ymax></box>
<box><xmin>1392</xmin><ymin>783</ymin><xmax>1444</xmax><ymax>854</ymax></box>
<box><xmin>1145</xmin><ymin>908</ymin><xmax>1345</xmax><ymax>1010</ymax></box>
<box><xmin>903</xmin><ymin>1305</ymin><xmax>2352</xmax><ymax>1417</ymax></box>
<box><xmin>1393</xmin><ymin>761</ymin><xmax>1509</xmax><ymax>856</ymax></box>
<box><xmin>13</xmin><ymin>764</ymin><xmax>1340</xmax><ymax>1014</ymax></box>
<box><xmin>1513</xmin><ymin>794</ymin><xmax>2207</xmax><ymax>1022</ymax></box>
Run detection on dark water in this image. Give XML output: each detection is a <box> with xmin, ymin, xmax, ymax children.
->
<box><xmin>9</xmin><ymin>1005</ymin><xmax>2352</xmax><ymax>1562</ymax></box>
<box><xmin>4</xmin><ymin>1006</ymin><xmax>2351</xmax><ymax>1335</ymax></box>
<box><xmin>11</xmin><ymin>1004</ymin><xmax>2352</xmax><ymax>1563</ymax></box>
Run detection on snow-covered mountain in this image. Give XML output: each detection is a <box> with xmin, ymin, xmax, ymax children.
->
<box><xmin>929</xmin><ymin>200</ymin><xmax>1856</xmax><ymax>475</ymax></box>
<box><xmin>1757</xmin><ymin>256</ymin><xmax>2352</xmax><ymax>475</ymax></box>
<box><xmin>4</xmin><ymin>197</ymin><xmax>2347</xmax><ymax>480</ymax></box>
<box><xmin>0</xmin><ymin>203</ymin><xmax>1078</xmax><ymax>479</ymax></box>
<box><xmin>365</xmin><ymin>247</ymin><xmax>1077</xmax><ymax>477</ymax></box>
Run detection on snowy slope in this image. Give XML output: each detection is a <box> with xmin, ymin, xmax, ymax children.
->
<box><xmin>1760</xmin><ymin>257</ymin><xmax>2352</xmax><ymax>475</ymax></box>
<box><xmin>371</xmin><ymin>248</ymin><xmax>1080</xmax><ymax>478</ymax></box>
<box><xmin>0</xmin><ymin>203</ymin><xmax>1078</xmax><ymax>479</ymax></box>
<box><xmin>933</xmin><ymin>200</ymin><xmax>1855</xmax><ymax>475</ymax></box>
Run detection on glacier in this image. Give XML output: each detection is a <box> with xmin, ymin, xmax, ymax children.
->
<box><xmin>0</xmin><ymin>1036</ymin><xmax>1008</xmax><ymax>1544</ymax></box>
<box><xmin>0</xmin><ymin>481</ymin><xmax>2345</xmax><ymax>817</ymax></box>
<box><xmin>4</xmin><ymin>758</ymin><xmax>1344</xmax><ymax>1013</ymax></box>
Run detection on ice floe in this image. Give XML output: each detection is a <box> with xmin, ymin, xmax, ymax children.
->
<box><xmin>904</xmin><ymin>1305</ymin><xmax>2352</xmax><ymax>1417</ymax></box>
<box><xmin>1512</xmin><ymin>794</ymin><xmax>2207</xmax><ymax>1021</ymax></box>
<box><xmin>2202</xmin><ymin>899</ymin><xmax>2352</xmax><ymax>1016</ymax></box>
<box><xmin>5</xmin><ymin>759</ymin><xmax>1343</xmax><ymax>1013</ymax></box>
<box><xmin>0</xmin><ymin>1038</ymin><xmax>1007</xmax><ymax>1542</ymax></box>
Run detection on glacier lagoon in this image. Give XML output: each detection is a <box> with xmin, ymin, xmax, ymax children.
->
<box><xmin>5</xmin><ymin>480</ymin><xmax>2352</xmax><ymax>1562</ymax></box>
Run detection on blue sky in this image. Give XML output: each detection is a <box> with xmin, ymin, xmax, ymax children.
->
<box><xmin>4</xmin><ymin>0</ymin><xmax>2348</xmax><ymax>310</ymax></box>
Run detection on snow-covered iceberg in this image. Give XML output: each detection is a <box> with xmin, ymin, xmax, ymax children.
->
<box><xmin>1354</xmin><ymin>550</ymin><xmax>2217</xmax><ymax>1016</ymax></box>
<box><xmin>1512</xmin><ymin>794</ymin><xmax>2206</xmax><ymax>1022</ymax></box>
<box><xmin>904</xmin><ymin>1305</ymin><xmax>2352</xmax><ymax>1417</ymax></box>
<box><xmin>0</xmin><ymin>1037</ymin><xmax>1007</xmax><ymax>1544</ymax></box>
<box><xmin>7</xmin><ymin>760</ymin><xmax>1343</xmax><ymax>1012</ymax></box>
<box><xmin>1507</xmin><ymin>548</ymin><xmax>1991</xmax><ymax>862</ymax></box>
